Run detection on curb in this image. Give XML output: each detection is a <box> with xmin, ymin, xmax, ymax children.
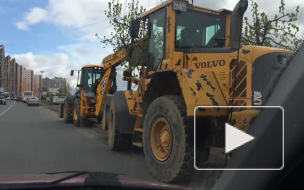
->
<box><xmin>48</xmin><ymin>106</ymin><xmax>59</xmax><ymax>113</ymax></box>
<box><xmin>42</xmin><ymin>103</ymin><xmax>60</xmax><ymax>113</ymax></box>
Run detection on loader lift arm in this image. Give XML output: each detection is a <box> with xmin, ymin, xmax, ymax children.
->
<box><xmin>94</xmin><ymin>48</ymin><xmax>129</xmax><ymax>118</ymax></box>
<box><xmin>102</xmin><ymin>49</ymin><xmax>128</xmax><ymax>70</ymax></box>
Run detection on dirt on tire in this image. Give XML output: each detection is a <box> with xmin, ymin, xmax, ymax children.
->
<box><xmin>143</xmin><ymin>95</ymin><xmax>195</xmax><ymax>183</ymax></box>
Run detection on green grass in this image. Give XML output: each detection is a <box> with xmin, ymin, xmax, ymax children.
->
<box><xmin>41</xmin><ymin>100</ymin><xmax>51</xmax><ymax>105</ymax></box>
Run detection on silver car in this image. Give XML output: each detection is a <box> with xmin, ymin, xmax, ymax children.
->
<box><xmin>0</xmin><ymin>96</ymin><xmax>6</xmax><ymax>105</ymax></box>
<box><xmin>27</xmin><ymin>97</ymin><xmax>40</xmax><ymax>106</ymax></box>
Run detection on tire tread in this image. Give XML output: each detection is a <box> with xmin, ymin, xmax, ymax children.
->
<box><xmin>143</xmin><ymin>95</ymin><xmax>194</xmax><ymax>183</ymax></box>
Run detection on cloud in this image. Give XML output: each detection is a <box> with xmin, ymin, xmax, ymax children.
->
<box><xmin>12</xmin><ymin>52</ymin><xmax>70</xmax><ymax>77</ymax></box>
<box><xmin>26</xmin><ymin>7</ymin><xmax>48</xmax><ymax>25</ymax></box>
<box><xmin>11</xmin><ymin>49</ymin><xmax>130</xmax><ymax>93</ymax></box>
<box><xmin>15</xmin><ymin>0</ymin><xmax>109</xmax><ymax>37</ymax></box>
<box><xmin>15</xmin><ymin>22</ymin><xmax>29</xmax><ymax>30</ymax></box>
<box><xmin>12</xmin><ymin>52</ymin><xmax>79</xmax><ymax>92</ymax></box>
<box><xmin>57</xmin><ymin>44</ymin><xmax>93</xmax><ymax>57</ymax></box>
<box><xmin>15</xmin><ymin>7</ymin><xmax>48</xmax><ymax>30</ymax></box>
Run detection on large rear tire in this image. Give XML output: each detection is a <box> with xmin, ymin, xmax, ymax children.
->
<box><xmin>63</xmin><ymin>97</ymin><xmax>73</xmax><ymax>123</ymax></box>
<box><xmin>143</xmin><ymin>95</ymin><xmax>194</xmax><ymax>183</ymax></box>
<box><xmin>108</xmin><ymin>99</ymin><xmax>133</xmax><ymax>151</ymax></box>
<box><xmin>73</xmin><ymin>99</ymin><xmax>81</xmax><ymax>127</ymax></box>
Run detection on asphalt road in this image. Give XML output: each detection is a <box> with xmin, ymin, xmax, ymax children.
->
<box><xmin>0</xmin><ymin>100</ymin><xmax>157</xmax><ymax>182</ymax></box>
<box><xmin>0</xmin><ymin>100</ymin><xmax>220</xmax><ymax>189</ymax></box>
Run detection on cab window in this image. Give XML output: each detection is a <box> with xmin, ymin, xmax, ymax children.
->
<box><xmin>175</xmin><ymin>10</ymin><xmax>226</xmax><ymax>49</ymax></box>
<box><xmin>147</xmin><ymin>8</ymin><xmax>166</xmax><ymax>71</ymax></box>
<box><xmin>82</xmin><ymin>70</ymin><xmax>93</xmax><ymax>91</ymax></box>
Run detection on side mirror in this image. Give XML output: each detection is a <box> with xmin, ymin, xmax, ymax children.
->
<box><xmin>70</xmin><ymin>70</ymin><xmax>74</xmax><ymax>76</ymax></box>
<box><xmin>123</xmin><ymin>70</ymin><xmax>132</xmax><ymax>77</ymax></box>
<box><xmin>77</xmin><ymin>84</ymin><xmax>80</xmax><ymax>88</ymax></box>
<box><xmin>130</xmin><ymin>19</ymin><xmax>140</xmax><ymax>41</ymax></box>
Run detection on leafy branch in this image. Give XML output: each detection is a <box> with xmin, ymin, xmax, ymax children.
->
<box><xmin>96</xmin><ymin>0</ymin><xmax>147</xmax><ymax>74</ymax></box>
<box><xmin>243</xmin><ymin>0</ymin><xmax>302</xmax><ymax>51</ymax></box>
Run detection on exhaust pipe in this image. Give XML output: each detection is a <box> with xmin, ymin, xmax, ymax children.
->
<box><xmin>228</xmin><ymin>0</ymin><xmax>248</xmax><ymax>49</ymax></box>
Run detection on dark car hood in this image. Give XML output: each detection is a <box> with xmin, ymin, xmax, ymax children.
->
<box><xmin>0</xmin><ymin>172</ymin><xmax>195</xmax><ymax>190</ymax></box>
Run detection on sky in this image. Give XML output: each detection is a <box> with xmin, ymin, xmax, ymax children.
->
<box><xmin>0</xmin><ymin>0</ymin><xmax>303</xmax><ymax>93</ymax></box>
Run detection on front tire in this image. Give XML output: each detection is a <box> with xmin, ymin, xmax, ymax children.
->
<box><xmin>143</xmin><ymin>95</ymin><xmax>194</xmax><ymax>183</ymax></box>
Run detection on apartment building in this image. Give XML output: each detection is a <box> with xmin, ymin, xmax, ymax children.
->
<box><xmin>9</xmin><ymin>58</ymin><xmax>17</xmax><ymax>94</ymax></box>
<box><xmin>4</xmin><ymin>55</ymin><xmax>11</xmax><ymax>92</ymax></box>
<box><xmin>0</xmin><ymin>45</ymin><xmax>4</xmax><ymax>90</ymax></box>
<box><xmin>21</xmin><ymin>68</ymin><xmax>34</xmax><ymax>93</ymax></box>
<box><xmin>33</xmin><ymin>75</ymin><xmax>42</xmax><ymax>96</ymax></box>
<box><xmin>16</xmin><ymin>64</ymin><xmax>21</xmax><ymax>96</ymax></box>
<box><xmin>19</xmin><ymin>65</ymin><xmax>23</xmax><ymax>95</ymax></box>
<box><xmin>42</xmin><ymin>77</ymin><xmax>66</xmax><ymax>93</ymax></box>
<box><xmin>0</xmin><ymin>45</ymin><xmax>41</xmax><ymax>96</ymax></box>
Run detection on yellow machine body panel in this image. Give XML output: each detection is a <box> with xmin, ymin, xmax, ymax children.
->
<box><xmin>230</xmin><ymin>109</ymin><xmax>260</xmax><ymax>131</ymax></box>
<box><xmin>124</xmin><ymin>90</ymin><xmax>140</xmax><ymax>115</ymax></box>
<box><xmin>175</xmin><ymin>69</ymin><xmax>228</xmax><ymax>116</ymax></box>
<box><xmin>94</xmin><ymin>68</ymin><xmax>113</xmax><ymax>116</ymax></box>
<box><xmin>152</xmin><ymin>45</ymin><xmax>290</xmax><ymax>117</ymax></box>
<box><xmin>82</xmin><ymin>65</ymin><xmax>103</xmax><ymax>69</ymax></box>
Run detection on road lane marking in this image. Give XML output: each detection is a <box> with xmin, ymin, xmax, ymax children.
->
<box><xmin>0</xmin><ymin>101</ymin><xmax>16</xmax><ymax>117</ymax></box>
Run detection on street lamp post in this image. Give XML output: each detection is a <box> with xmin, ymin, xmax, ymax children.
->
<box><xmin>40</xmin><ymin>71</ymin><xmax>44</xmax><ymax>100</ymax></box>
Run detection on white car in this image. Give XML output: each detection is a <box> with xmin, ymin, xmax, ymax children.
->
<box><xmin>26</xmin><ymin>97</ymin><xmax>40</xmax><ymax>106</ymax></box>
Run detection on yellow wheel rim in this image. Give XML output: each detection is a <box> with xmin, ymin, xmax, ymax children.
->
<box><xmin>74</xmin><ymin>104</ymin><xmax>78</xmax><ymax>121</ymax></box>
<box><xmin>150</xmin><ymin>117</ymin><xmax>173</xmax><ymax>162</ymax></box>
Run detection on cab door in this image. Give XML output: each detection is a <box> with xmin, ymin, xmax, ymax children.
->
<box><xmin>147</xmin><ymin>8</ymin><xmax>166</xmax><ymax>72</ymax></box>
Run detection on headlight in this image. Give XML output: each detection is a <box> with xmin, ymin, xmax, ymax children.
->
<box><xmin>83</xmin><ymin>91</ymin><xmax>95</xmax><ymax>98</ymax></box>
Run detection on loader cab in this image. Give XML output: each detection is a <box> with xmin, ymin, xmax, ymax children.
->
<box><xmin>78</xmin><ymin>66</ymin><xmax>105</xmax><ymax>93</ymax></box>
<box><xmin>137</xmin><ymin>0</ymin><xmax>232</xmax><ymax>72</ymax></box>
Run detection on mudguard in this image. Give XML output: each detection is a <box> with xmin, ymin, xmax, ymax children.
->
<box><xmin>113</xmin><ymin>91</ymin><xmax>136</xmax><ymax>134</ymax></box>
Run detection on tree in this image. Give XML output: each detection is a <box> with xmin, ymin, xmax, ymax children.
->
<box><xmin>57</xmin><ymin>82</ymin><xmax>71</xmax><ymax>96</ymax></box>
<box><xmin>96</xmin><ymin>0</ymin><xmax>148</xmax><ymax>74</ymax></box>
<box><xmin>65</xmin><ymin>81</ymin><xmax>71</xmax><ymax>95</ymax></box>
<box><xmin>243</xmin><ymin>0</ymin><xmax>302</xmax><ymax>51</ymax></box>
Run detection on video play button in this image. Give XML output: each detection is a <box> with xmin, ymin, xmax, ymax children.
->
<box><xmin>225</xmin><ymin>123</ymin><xmax>255</xmax><ymax>153</ymax></box>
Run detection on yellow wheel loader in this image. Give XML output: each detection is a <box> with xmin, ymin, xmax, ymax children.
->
<box><xmin>58</xmin><ymin>65</ymin><xmax>118</xmax><ymax>127</ymax></box>
<box><xmin>106</xmin><ymin>0</ymin><xmax>292</xmax><ymax>183</ymax></box>
<box><xmin>102</xmin><ymin>0</ymin><xmax>291</xmax><ymax>183</ymax></box>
